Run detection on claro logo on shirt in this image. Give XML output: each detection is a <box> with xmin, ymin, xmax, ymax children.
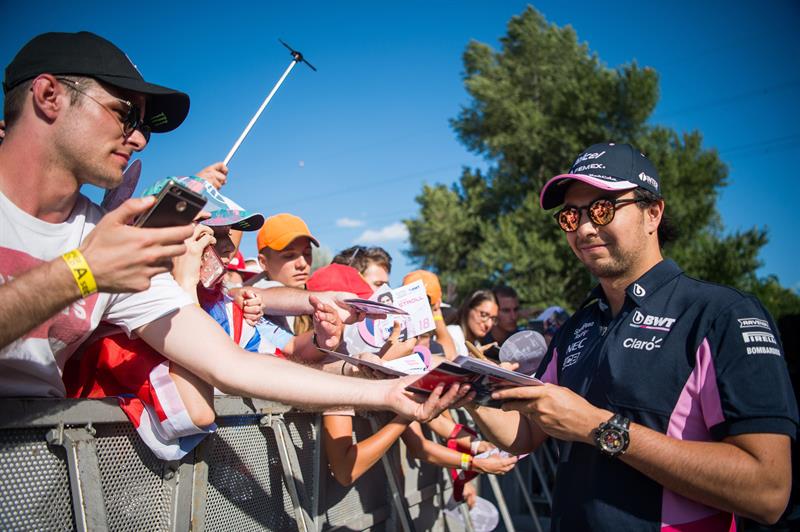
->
<box><xmin>629</xmin><ymin>310</ymin><xmax>676</xmax><ymax>332</ymax></box>
<box><xmin>623</xmin><ymin>335</ymin><xmax>663</xmax><ymax>351</ymax></box>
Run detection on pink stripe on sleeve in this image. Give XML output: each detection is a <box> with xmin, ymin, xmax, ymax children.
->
<box><xmin>539</xmin><ymin>347</ymin><xmax>559</xmax><ymax>385</ymax></box>
<box><xmin>661</xmin><ymin>338</ymin><xmax>730</xmax><ymax>529</ymax></box>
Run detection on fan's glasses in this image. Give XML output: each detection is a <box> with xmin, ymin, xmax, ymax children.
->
<box><xmin>56</xmin><ymin>77</ymin><xmax>151</xmax><ymax>142</ymax></box>
<box><xmin>554</xmin><ymin>198</ymin><xmax>643</xmax><ymax>232</ymax></box>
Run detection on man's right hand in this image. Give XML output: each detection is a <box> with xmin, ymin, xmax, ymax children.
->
<box><xmin>80</xmin><ymin>196</ymin><xmax>194</xmax><ymax>293</ymax></box>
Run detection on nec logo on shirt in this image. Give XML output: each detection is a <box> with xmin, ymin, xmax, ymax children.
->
<box><xmin>629</xmin><ymin>310</ymin><xmax>676</xmax><ymax>332</ymax></box>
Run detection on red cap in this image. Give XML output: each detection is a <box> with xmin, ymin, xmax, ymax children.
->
<box><xmin>226</xmin><ymin>251</ymin><xmax>260</xmax><ymax>279</ymax></box>
<box><xmin>307</xmin><ymin>263</ymin><xmax>373</xmax><ymax>299</ymax></box>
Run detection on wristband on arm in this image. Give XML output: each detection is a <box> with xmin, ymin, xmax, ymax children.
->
<box><xmin>61</xmin><ymin>249</ymin><xmax>97</xmax><ymax>298</ymax></box>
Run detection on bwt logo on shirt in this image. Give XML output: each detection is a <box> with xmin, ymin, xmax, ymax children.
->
<box><xmin>629</xmin><ymin>310</ymin><xmax>676</xmax><ymax>332</ymax></box>
<box><xmin>742</xmin><ymin>331</ymin><xmax>777</xmax><ymax>345</ymax></box>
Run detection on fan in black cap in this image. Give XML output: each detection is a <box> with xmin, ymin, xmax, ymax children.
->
<box><xmin>3</xmin><ymin>31</ymin><xmax>189</xmax><ymax>134</ymax></box>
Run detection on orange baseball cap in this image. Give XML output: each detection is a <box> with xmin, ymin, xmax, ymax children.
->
<box><xmin>403</xmin><ymin>269</ymin><xmax>442</xmax><ymax>307</ymax></box>
<box><xmin>256</xmin><ymin>213</ymin><xmax>320</xmax><ymax>252</ymax></box>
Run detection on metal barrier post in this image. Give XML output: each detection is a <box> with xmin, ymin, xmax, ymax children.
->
<box><xmin>368</xmin><ymin>417</ymin><xmax>414</xmax><ymax>532</ymax></box>
<box><xmin>487</xmin><ymin>473</ymin><xmax>516</xmax><ymax>532</ymax></box>
<box><xmin>531</xmin><ymin>450</ymin><xmax>553</xmax><ymax>506</ymax></box>
<box><xmin>270</xmin><ymin>416</ymin><xmax>315</xmax><ymax>532</ymax></box>
<box><xmin>512</xmin><ymin>466</ymin><xmax>544</xmax><ymax>532</ymax></box>
<box><xmin>311</xmin><ymin>414</ymin><xmax>322</xmax><ymax>532</ymax></box>
<box><xmin>45</xmin><ymin>423</ymin><xmax>109</xmax><ymax>531</ymax></box>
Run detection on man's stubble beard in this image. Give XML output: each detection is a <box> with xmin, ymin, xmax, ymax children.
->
<box><xmin>55</xmin><ymin>116</ymin><xmax>124</xmax><ymax>190</ymax></box>
<box><xmin>580</xmin><ymin>238</ymin><xmax>640</xmax><ymax>281</ymax></box>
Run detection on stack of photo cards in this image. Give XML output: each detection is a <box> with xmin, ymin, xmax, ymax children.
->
<box><xmin>322</xmin><ymin>345</ymin><xmax>542</xmax><ymax>408</ymax></box>
<box><xmin>405</xmin><ymin>356</ymin><xmax>542</xmax><ymax>408</ymax></box>
<box><xmin>342</xmin><ymin>280</ymin><xmax>436</xmax><ymax>354</ymax></box>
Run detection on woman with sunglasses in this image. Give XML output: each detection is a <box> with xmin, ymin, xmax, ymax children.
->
<box><xmin>446</xmin><ymin>290</ymin><xmax>499</xmax><ymax>358</ymax></box>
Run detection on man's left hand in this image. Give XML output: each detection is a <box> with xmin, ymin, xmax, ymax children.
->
<box><xmin>493</xmin><ymin>383</ymin><xmax>608</xmax><ymax>444</ymax></box>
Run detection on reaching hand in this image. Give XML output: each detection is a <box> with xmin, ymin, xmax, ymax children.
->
<box><xmin>471</xmin><ymin>452</ymin><xmax>518</xmax><ymax>475</ymax></box>
<box><xmin>310</xmin><ymin>295</ymin><xmax>344</xmax><ymax>349</ymax></box>
<box><xmin>344</xmin><ymin>352</ymin><xmax>388</xmax><ymax>379</ymax></box>
<box><xmin>195</xmin><ymin>162</ymin><xmax>229</xmax><ymax>189</ymax></box>
<box><xmin>171</xmin><ymin>224</ymin><xmax>215</xmax><ymax>289</ymax></box>
<box><xmin>238</xmin><ymin>289</ymin><xmax>263</xmax><ymax>326</ymax></box>
<box><xmin>387</xmin><ymin>378</ymin><xmax>474</xmax><ymax>423</ymax></box>
<box><xmin>80</xmin><ymin>197</ymin><xmax>194</xmax><ymax>293</ymax></box>
<box><xmin>377</xmin><ymin>320</ymin><xmax>417</xmax><ymax>360</ymax></box>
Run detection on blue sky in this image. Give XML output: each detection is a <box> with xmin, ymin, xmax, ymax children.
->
<box><xmin>2</xmin><ymin>1</ymin><xmax>798</xmax><ymax>293</ymax></box>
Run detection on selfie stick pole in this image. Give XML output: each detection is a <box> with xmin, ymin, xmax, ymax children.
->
<box><xmin>223</xmin><ymin>40</ymin><xmax>316</xmax><ymax>166</ymax></box>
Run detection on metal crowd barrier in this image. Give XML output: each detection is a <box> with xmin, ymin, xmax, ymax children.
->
<box><xmin>0</xmin><ymin>397</ymin><xmax>554</xmax><ymax>531</ymax></box>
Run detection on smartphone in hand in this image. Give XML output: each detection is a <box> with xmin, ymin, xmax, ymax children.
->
<box><xmin>199</xmin><ymin>245</ymin><xmax>225</xmax><ymax>288</ymax></box>
<box><xmin>134</xmin><ymin>180</ymin><xmax>206</xmax><ymax>228</ymax></box>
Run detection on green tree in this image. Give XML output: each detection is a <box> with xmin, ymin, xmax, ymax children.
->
<box><xmin>406</xmin><ymin>6</ymin><xmax>799</xmax><ymax>318</ymax></box>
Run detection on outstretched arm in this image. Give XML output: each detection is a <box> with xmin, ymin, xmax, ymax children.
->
<box><xmin>0</xmin><ymin>197</ymin><xmax>193</xmax><ymax>350</ymax></box>
<box><xmin>136</xmin><ymin>304</ymin><xmax>470</xmax><ymax>421</ymax></box>
<box><xmin>401</xmin><ymin>422</ymin><xmax>517</xmax><ymax>475</ymax></box>
<box><xmin>323</xmin><ymin>414</ymin><xmax>411</xmax><ymax>486</ymax></box>
<box><xmin>495</xmin><ymin>384</ymin><xmax>792</xmax><ymax>524</ymax></box>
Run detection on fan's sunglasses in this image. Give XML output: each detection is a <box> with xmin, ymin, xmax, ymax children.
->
<box><xmin>554</xmin><ymin>197</ymin><xmax>644</xmax><ymax>232</ymax></box>
<box><xmin>56</xmin><ymin>77</ymin><xmax>151</xmax><ymax>142</ymax></box>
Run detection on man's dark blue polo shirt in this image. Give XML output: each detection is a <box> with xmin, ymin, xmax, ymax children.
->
<box><xmin>535</xmin><ymin>259</ymin><xmax>798</xmax><ymax>531</ymax></box>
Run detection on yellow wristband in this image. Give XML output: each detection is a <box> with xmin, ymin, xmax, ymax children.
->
<box><xmin>460</xmin><ymin>452</ymin><xmax>472</xmax><ymax>471</ymax></box>
<box><xmin>433</xmin><ymin>314</ymin><xmax>443</xmax><ymax>322</ymax></box>
<box><xmin>61</xmin><ymin>249</ymin><xmax>97</xmax><ymax>298</ymax></box>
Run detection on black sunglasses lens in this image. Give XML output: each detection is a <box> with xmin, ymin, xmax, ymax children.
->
<box><xmin>125</xmin><ymin>104</ymin><xmax>151</xmax><ymax>142</ymax></box>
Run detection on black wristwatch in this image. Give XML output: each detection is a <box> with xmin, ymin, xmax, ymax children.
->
<box><xmin>594</xmin><ymin>413</ymin><xmax>630</xmax><ymax>457</ymax></box>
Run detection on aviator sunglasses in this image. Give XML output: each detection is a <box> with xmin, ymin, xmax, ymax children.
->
<box><xmin>554</xmin><ymin>197</ymin><xmax>644</xmax><ymax>232</ymax></box>
<box><xmin>56</xmin><ymin>77</ymin><xmax>151</xmax><ymax>142</ymax></box>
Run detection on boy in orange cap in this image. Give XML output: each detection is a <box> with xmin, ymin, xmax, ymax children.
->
<box><xmin>402</xmin><ymin>270</ymin><xmax>456</xmax><ymax>360</ymax></box>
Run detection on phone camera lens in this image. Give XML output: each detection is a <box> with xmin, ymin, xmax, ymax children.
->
<box><xmin>176</xmin><ymin>201</ymin><xmax>187</xmax><ymax>213</ymax></box>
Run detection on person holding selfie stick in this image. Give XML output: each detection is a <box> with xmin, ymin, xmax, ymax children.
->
<box><xmin>0</xmin><ymin>32</ymin><xmax>471</xmax><ymax>422</ymax></box>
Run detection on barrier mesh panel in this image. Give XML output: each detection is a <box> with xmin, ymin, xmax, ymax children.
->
<box><xmin>283</xmin><ymin>413</ymin><xmax>316</xmax><ymax>506</ymax></box>
<box><xmin>94</xmin><ymin>423</ymin><xmax>171</xmax><ymax>531</ymax></box>
<box><xmin>322</xmin><ymin>415</ymin><xmax>390</xmax><ymax>529</ymax></box>
<box><xmin>0</xmin><ymin>428</ymin><xmax>75</xmax><ymax>531</ymax></box>
<box><xmin>203</xmin><ymin>418</ymin><xmax>297</xmax><ymax>532</ymax></box>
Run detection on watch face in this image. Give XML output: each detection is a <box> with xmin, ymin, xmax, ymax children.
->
<box><xmin>599</xmin><ymin>428</ymin><xmax>625</xmax><ymax>453</ymax></box>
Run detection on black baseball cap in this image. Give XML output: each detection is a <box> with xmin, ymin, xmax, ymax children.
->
<box><xmin>3</xmin><ymin>31</ymin><xmax>189</xmax><ymax>133</ymax></box>
<box><xmin>539</xmin><ymin>142</ymin><xmax>662</xmax><ymax>210</ymax></box>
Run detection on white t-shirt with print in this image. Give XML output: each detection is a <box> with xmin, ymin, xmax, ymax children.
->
<box><xmin>0</xmin><ymin>190</ymin><xmax>192</xmax><ymax>397</ymax></box>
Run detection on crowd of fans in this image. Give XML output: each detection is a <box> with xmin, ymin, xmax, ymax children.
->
<box><xmin>2</xmin><ymin>31</ymin><xmax>796</xmax><ymax>531</ymax></box>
